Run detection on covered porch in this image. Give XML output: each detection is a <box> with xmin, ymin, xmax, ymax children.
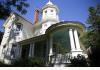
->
<box><xmin>16</xmin><ymin>21</ymin><xmax>85</xmax><ymax>66</ymax></box>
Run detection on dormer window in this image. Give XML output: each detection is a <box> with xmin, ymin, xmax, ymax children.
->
<box><xmin>16</xmin><ymin>23</ymin><xmax>23</xmax><ymax>31</ymax></box>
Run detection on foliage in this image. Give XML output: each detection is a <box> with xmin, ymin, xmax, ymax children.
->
<box><xmin>53</xmin><ymin>43</ymin><xmax>67</xmax><ymax>54</ymax></box>
<box><xmin>0</xmin><ymin>57</ymin><xmax>45</xmax><ymax>67</ymax></box>
<box><xmin>69</xmin><ymin>54</ymin><xmax>88</xmax><ymax>67</ymax></box>
<box><xmin>81</xmin><ymin>4</ymin><xmax>100</xmax><ymax>67</ymax></box>
<box><xmin>87</xmin><ymin>47</ymin><xmax>100</xmax><ymax>67</ymax></box>
<box><xmin>0</xmin><ymin>0</ymin><xmax>29</xmax><ymax>20</ymax></box>
<box><xmin>81</xmin><ymin>4</ymin><xmax>100</xmax><ymax>48</ymax></box>
<box><xmin>0</xmin><ymin>61</ymin><xmax>12</xmax><ymax>67</ymax></box>
<box><xmin>12</xmin><ymin>57</ymin><xmax>45</xmax><ymax>67</ymax></box>
<box><xmin>80</xmin><ymin>30</ymin><xmax>99</xmax><ymax>48</ymax></box>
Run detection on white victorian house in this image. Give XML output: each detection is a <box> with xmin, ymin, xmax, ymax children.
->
<box><xmin>0</xmin><ymin>1</ymin><xmax>87</xmax><ymax>66</ymax></box>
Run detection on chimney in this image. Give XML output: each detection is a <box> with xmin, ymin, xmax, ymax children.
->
<box><xmin>34</xmin><ymin>9</ymin><xmax>39</xmax><ymax>24</ymax></box>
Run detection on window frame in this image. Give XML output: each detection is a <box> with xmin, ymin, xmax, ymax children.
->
<box><xmin>16</xmin><ymin>23</ymin><xmax>23</xmax><ymax>31</ymax></box>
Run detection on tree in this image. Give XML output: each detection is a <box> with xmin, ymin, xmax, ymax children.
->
<box><xmin>0</xmin><ymin>0</ymin><xmax>29</xmax><ymax>20</ymax></box>
<box><xmin>81</xmin><ymin>4</ymin><xmax>100</xmax><ymax>48</ymax></box>
<box><xmin>81</xmin><ymin>4</ymin><xmax>100</xmax><ymax>66</ymax></box>
<box><xmin>87</xmin><ymin>4</ymin><xmax>100</xmax><ymax>47</ymax></box>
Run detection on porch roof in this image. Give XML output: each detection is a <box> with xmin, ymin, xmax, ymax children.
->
<box><xmin>18</xmin><ymin>34</ymin><xmax>47</xmax><ymax>45</ymax></box>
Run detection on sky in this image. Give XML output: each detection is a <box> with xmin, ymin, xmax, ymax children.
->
<box><xmin>0</xmin><ymin>0</ymin><xmax>100</xmax><ymax>32</ymax></box>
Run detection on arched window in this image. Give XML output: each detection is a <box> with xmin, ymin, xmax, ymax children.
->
<box><xmin>52</xmin><ymin>28</ymin><xmax>71</xmax><ymax>54</ymax></box>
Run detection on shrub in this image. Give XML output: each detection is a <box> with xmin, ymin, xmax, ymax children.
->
<box><xmin>69</xmin><ymin>54</ymin><xmax>88</xmax><ymax>67</ymax></box>
<box><xmin>12</xmin><ymin>57</ymin><xmax>45</xmax><ymax>67</ymax></box>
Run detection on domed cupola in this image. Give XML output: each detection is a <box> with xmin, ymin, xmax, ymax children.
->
<box><xmin>41</xmin><ymin>0</ymin><xmax>59</xmax><ymax>22</ymax></box>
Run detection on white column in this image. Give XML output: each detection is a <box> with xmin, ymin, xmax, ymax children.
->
<box><xmin>16</xmin><ymin>44</ymin><xmax>20</xmax><ymax>58</ymax></box>
<box><xmin>49</xmin><ymin>35</ymin><xmax>53</xmax><ymax>61</ymax></box>
<box><xmin>32</xmin><ymin>43</ymin><xmax>35</xmax><ymax>57</ymax></box>
<box><xmin>29</xmin><ymin>44</ymin><xmax>32</xmax><ymax>57</ymax></box>
<box><xmin>19</xmin><ymin>46</ymin><xmax>22</xmax><ymax>58</ymax></box>
<box><xmin>29</xmin><ymin>43</ymin><xmax>34</xmax><ymax>58</ymax></box>
<box><xmin>73</xmin><ymin>29</ymin><xmax>82</xmax><ymax>51</ymax></box>
<box><xmin>69</xmin><ymin>29</ymin><xmax>76</xmax><ymax>51</ymax></box>
<box><xmin>0</xmin><ymin>46</ymin><xmax>5</xmax><ymax>60</ymax></box>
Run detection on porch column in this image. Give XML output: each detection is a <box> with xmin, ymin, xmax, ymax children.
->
<box><xmin>29</xmin><ymin>43</ymin><xmax>34</xmax><ymax>58</ymax></box>
<box><xmin>15</xmin><ymin>44</ymin><xmax>20</xmax><ymax>58</ymax></box>
<box><xmin>69</xmin><ymin>29</ymin><xmax>76</xmax><ymax>51</ymax></box>
<box><xmin>73</xmin><ymin>29</ymin><xmax>81</xmax><ymax>50</ymax></box>
<box><xmin>49</xmin><ymin>35</ymin><xmax>53</xmax><ymax>61</ymax></box>
<box><xmin>31</xmin><ymin>43</ymin><xmax>35</xmax><ymax>57</ymax></box>
<box><xmin>45</xmin><ymin>39</ymin><xmax>49</xmax><ymax>66</ymax></box>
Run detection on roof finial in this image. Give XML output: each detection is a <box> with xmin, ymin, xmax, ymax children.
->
<box><xmin>49</xmin><ymin>0</ymin><xmax>51</xmax><ymax>2</ymax></box>
<box><xmin>47</xmin><ymin>0</ymin><xmax>53</xmax><ymax>5</ymax></box>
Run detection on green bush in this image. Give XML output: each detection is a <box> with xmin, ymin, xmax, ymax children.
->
<box><xmin>69</xmin><ymin>55</ymin><xmax>88</xmax><ymax>67</ymax></box>
<box><xmin>12</xmin><ymin>57</ymin><xmax>45</xmax><ymax>67</ymax></box>
<box><xmin>0</xmin><ymin>61</ymin><xmax>12</xmax><ymax>67</ymax></box>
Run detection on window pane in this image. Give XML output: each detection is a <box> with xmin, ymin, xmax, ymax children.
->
<box><xmin>52</xmin><ymin>28</ymin><xmax>71</xmax><ymax>54</ymax></box>
<box><xmin>16</xmin><ymin>23</ymin><xmax>22</xmax><ymax>31</ymax></box>
<box><xmin>45</xmin><ymin>10</ymin><xmax>47</xmax><ymax>13</ymax></box>
<box><xmin>51</xmin><ymin>10</ymin><xmax>53</xmax><ymax>12</ymax></box>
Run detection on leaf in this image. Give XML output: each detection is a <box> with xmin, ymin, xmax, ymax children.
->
<box><xmin>21</xmin><ymin>9</ymin><xmax>27</xmax><ymax>14</ymax></box>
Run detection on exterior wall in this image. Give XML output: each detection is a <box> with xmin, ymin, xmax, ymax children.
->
<box><xmin>16</xmin><ymin>16</ymin><xmax>34</xmax><ymax>40</ymax></box>
<box><xmin>40</xmin><ymin>21</ymin><xmax>58</xmax><ymax>34</ymax></box>
<box><xmin>33</xmin><ymin>25</ymin><xmax>42</xmax><ymax>36</ymax></box>
<box><xmin>0</xmin><ymin>13</ymin><xmax>34</xmax><ymax>64</ymax></box>
<box><xmin>0</xmin><ymin>14</ymin><xmax>16</xmax><ymax>63</ymax></box>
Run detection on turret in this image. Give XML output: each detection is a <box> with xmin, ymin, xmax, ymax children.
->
<box><xmin>41</xmin><ymin>0</ymin><xmax>59</xmax><ymax>22</ymax></box>
<box><xmin>40</xmin><ymin>0</ymin><xmax>59</xmax><ymax>34</ymax></box>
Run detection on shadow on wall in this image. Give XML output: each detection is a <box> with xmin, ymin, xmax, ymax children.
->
<box><xmin>0</xmin><ymin>31</ymin><xmax>3</xmax><ymax>44</ymax></box>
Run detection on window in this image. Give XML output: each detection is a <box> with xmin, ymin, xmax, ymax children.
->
<box><xmin>51</xmin><ymin>10</ymin><xmax>53</xmax><ymax>12</ymax></box>
<box><xmin>3</xmin><ymin>44</ymin><xmax>6</xmax><ymax>48</ymax></box>
<box><xmin>52</xmin><ymin>28</ymin><xmax>71</xmax><ymax>54</ymax></box>
<box><xmin>15</xmin><ymin>32</ymin><xmax>19</xmax><ymax>36</ymax></box>
<box><xmin>16</xmin><ymin>23</ymin><xmax>23</xmax><ymax>31</ymax></box>
<box><xmin>12</xmin><ymin>43</ymin><xmax>17</xmax><ymax>47</ymax></box>
<box><xmin>45</xmin><ymin>10</ymin><xmax>47</xmax><ymax>13</ymax></box>
<box><xmin>15</xmin><ymin>23</ymin><xmax>22</xmax><ymax>36</ymax></box>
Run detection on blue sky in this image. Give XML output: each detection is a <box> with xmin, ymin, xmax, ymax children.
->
<box><xmin>0</xmin><ymin>0</ymin><xmax>100</xmax><ymax>31</ymax></box>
